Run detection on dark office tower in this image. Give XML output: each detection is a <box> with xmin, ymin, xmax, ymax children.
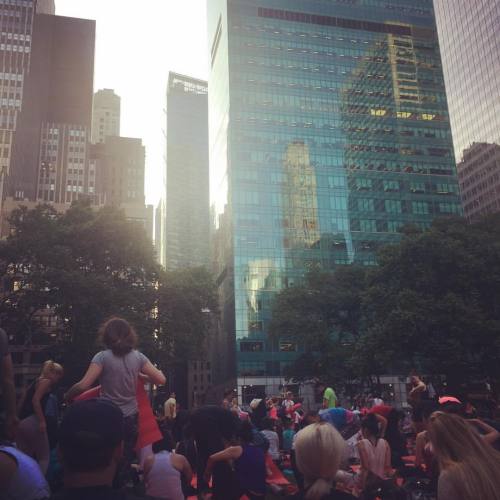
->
<box><xmin>208</xmin><ymin>0</ymin><xmax>462</xmax><ymax>395</ymax></box>
<box><xmin>92</xmin><ymin>89</ymin><xmax>121</xmax><ymax>144</ymax></box>
<box><xmin>0</xmin><ymin>0</ymin><xmax>38</xmax><ymax>199</ymax></box>
<box><xmin>8</xmin><ymin>12</ymin><xmax>95</xmax><ymax>204</ymax></box>
<box><xmin>434</xmin><ymin>0</ymin><xmax>500</xmax><ymax>162</ymax></box>
<box><xmin>165</xmin><ymin>72</ymin><xmax>209</xmax><ymax>269</ymax></box>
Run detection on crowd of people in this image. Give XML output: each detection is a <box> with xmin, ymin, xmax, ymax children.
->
<box><xmin>1</xmin><ymin>319</ymin><xmax>500</xmax><ymax>500</ymax></box>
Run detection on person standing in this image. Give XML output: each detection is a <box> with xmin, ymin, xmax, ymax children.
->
<box><xmin>65</xmin><ymin>317</ymin><xmax>166</xmax><ymax>484</ymax></box>
<box><xmin>408</xmin><ymin>374</ymin><xmax>427</xmax><ymax>407</ymax></box>
<box><xmin>17</xmin><ymin>360</ymin><xmax>64</xmax><ymax>474</ymax></box>
<box><xmin>317</xmin><ymin>383</ymin><xmax>337</xmax><ymax>409</ymax></box>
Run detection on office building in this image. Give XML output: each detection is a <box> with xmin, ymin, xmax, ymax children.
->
<box><xmin>92</xmin><ymin>88</ymin><xmax>121</xmax><ymax>144</ymax></box>
<box><xmin>208</xmin><ymin>0</ymin><xmax>462</xmax><ymax>396</ymax></box>
<box><xmin>8</xmin><ymin>12</ymin><xmax>95</xmax><ymax>204</ymax></box>
<box><xmin>458</xmin><ymin>142</ymin><xmax>500</xmax><ymax>221</ymax></box>
<box><xmin>90</xmin><ymin>136</ymin><xmax>145</xmax><ymax>206</ymax></box>
<box><xmin>434</xmin><ymin>0</ymin><xmax>500</xmax><ymax>162</ymax></box>
<box><xmin>36</xmin><ymin>0</ymin><xmax>55</xmax><ymax>14</ymax></box>
<box><xmin>165</xmin><ymin>73</ymin><xmax>210</xmax><ymax>269</ymax></box>
<box><xmin>0</xmin><ymin>0</ymin><xmax>38</xmax><ymax>199</ymax></box>
<box><xmin>155</xmin><ymin>198</ymin><xmax>167</xmax><ymax>265</ymax></box>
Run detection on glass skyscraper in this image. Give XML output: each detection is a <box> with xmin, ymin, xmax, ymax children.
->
<box><xmin>434</xmin><ymin>0</ymin><xmax>500</xmax><ymax>161</ymax></box>
<box><xmin>208</xmin><ymin>0</ymin><xmax>461</xmax><ymax>397</ymax></box>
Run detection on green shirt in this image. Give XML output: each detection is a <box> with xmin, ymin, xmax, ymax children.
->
<box><xmin>323</xmin><ymin>387</ymin><xmax>337</xmax><ymax>408</ymax></box>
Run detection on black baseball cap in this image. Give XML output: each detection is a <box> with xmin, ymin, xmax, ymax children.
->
<box><xmin>59</xmin><ymin>399</ymin><xmax>124</xmax><ymax>452</ymax></box>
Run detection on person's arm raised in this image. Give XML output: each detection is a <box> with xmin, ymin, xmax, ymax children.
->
<box><xmin>141</xmin><ymin>360</ymin><xmax>166</xmax><ymax>386</ymax></box>
<box><xmin>64</xmin><ymin>362</ymin><xmax>102</xmax><ymax>402</ymax></box>
<box><xmin>468</xmin><ymin>419</ymin><xmax>500</xmax><ymax>445</ymax></box>
<box><xmin>204</xmin><ymin>446</ymin><xmax>243</xmax><ymax>483</ymax></box>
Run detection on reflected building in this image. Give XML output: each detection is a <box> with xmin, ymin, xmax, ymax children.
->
<box><xmin>208</xmin><ymin>0</ymin><xmax>461</xmax><ymax>394</ymax></box>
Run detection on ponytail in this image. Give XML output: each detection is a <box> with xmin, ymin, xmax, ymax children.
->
<box><xmin>305</xmin><ymin>478</ymin><xmax>334</xmax><ymax>500</ymax></box>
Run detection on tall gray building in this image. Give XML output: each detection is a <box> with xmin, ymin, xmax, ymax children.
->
<box><xmin>92</xmin><ymin>89</ymin><xmax>121</xmax><ymax>144</ymax></box>
<box><xmin>434</xmin><ymin>0</ymin><xmax>500</xmax><ymax>161</ymax></box>
<box><xmin>164</xmin><ymin>72</ymin><xmax>209</xmax><ymax>269</ymax></box>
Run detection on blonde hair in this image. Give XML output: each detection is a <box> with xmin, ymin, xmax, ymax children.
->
<box><xmin>295</xmin><ymin>422</ymin><xmax>346</xmax><ymax>500</ymax></box>
<box><xmin>40</xmin><ymin>360</ymin><xmax>63</xmax><ymax>379</ymax></box>
<box><xmin>428</xmin><ymin>412</ymin><xmax>500</xmax><ymax>500</ymax></box>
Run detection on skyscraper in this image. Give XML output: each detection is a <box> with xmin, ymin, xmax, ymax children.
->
<box><xmin>7</xmin><ymin>11</ymin><xmax>95</xmax><ymax>204</ymax></box>
<box><xmin>0</xmin><ymin>0</ymin><xmax>38</xmax><ymax>199</ymax></box>
<box><xmin>36</xmin><ymin>0</ymin><xmax>55</xmax><ymax>14</ymax></box>
<box><xmin>92</xmin><ymin>89</ymin><xmax>121</xmax><ymax>144</ymax></box>
<box><xmin>208</xmin><ymin>0</ymin><xmax>462</xmax><ymax>396</ymax></box>
<box><xmin>434</xmin><ymin>0</ymin><xmax>500</xmax><ymax>161</ymax></box>
<box><xmin>164</xmin><ymin>72</ymin><xmax>209</xmax><ymax>269</ymax></box>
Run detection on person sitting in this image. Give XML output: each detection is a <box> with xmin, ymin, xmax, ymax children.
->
<box><xmin>0</xmin><ymin>413</ymin><xmax>50</xmax><ymax>500</ymax></box>
<box><xmin>50</xmin><ymin>398</ymin><xmax>141</xmax><ymax>500</ymax></box>
<box><xmin>205</xmin><ymin>420</ymin><xmax>266</xmax><ymax>500</ymax></box>
<box><xmin>261</xmin><ymin>417</ymin><xmax>280</xmax><ymax>462</ymax></box>
<box><xmin>428</xmin><ymin>411</ymin><xmax>500</xmax><ymax>500</ymax></box>
<box><xmin>292</xmin><ymin>421</ymin><xmax>355</xmax><ymax>499</ymax></box>
<box><xmin>354</xmin><ymin>414</ymin><xmax>392</xmax><ymax>499</ymax></box>
<box><xmin>143</xmin><ymin>431</ymin><xmax>192</xmax><ymax>500</ymax></box>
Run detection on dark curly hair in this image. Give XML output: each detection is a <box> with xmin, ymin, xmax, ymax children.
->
<box><xmin>98</xmin><ymin>317</ymin><xmax>138</xmax><ymax>356</ymax></box>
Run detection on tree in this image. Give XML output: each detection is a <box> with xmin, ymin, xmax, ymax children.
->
<box><xmin>0</xmin><ymin>201</ymin><xmax>160</xmax><ymax>380</ymax></box>
<box><xmin>362</xmin><ymin>215</ymin><xmax>500</xmax><ymax>385</ymax></box>
<box><xmin>156</xmin><ymin>266</ymin><xmax>218</xmax><ymax>370</ymax></box>
<box><xmin>270</xmin><ymin>214</ymin><xmax>500</xmax><ymax>387</ymax></box>
<box><xmin>0</xmin><ymin>202</ymin><xmax>220</xmax><ymax>384</ymax></box>
<box><xmin>269</xmin><ymin>265</ymin><xmax>368</xmax><ymax>387</ymax></box>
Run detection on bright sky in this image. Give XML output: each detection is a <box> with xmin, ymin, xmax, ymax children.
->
<box><xmin>55</xmin><ymin>0</ymin><xmax>208</xmax><ymax>206</ymax></box>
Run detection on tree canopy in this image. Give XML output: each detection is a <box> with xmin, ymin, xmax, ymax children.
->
<box><xmin>270</xmin><ymin>214</ymin><xmax>500</xmax><ymax>387</ymax></box>
<box><xmin>0</xmin><ymin>201</ymin><xmax>217</xmax><ymax>383</ymax></box>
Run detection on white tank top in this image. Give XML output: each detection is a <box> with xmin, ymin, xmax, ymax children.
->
<box><xmin>146</xmin><ymin>450</ymin><xmax>184</xmax><ymax>500</ymax></box>
<box><xmin>0</xmin><ymin>445</ymin><xmax>50</xmax><ymax>500</ymax></box>
<box><xmin>359</xmin><ymin>438</ymin><xmax>389</xmax><ymax>479</ymax></box>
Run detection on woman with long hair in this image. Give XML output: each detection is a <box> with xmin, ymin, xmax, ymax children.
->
<box><xmin>294</xmin><ymin>421</ymin><xmax>355</xmax><ymax>500</ymax></box>
<box><xmin>17</xmin><ymin>359</ymin><xmax>64</xmax><ymax>474</ymax></box>
<box><xmin>65</xmin><ymin>317</ymin><xmax>166</xmax><ymax>483</ymax></box>
<box><xmin>428</xmin><ymin>411</ymin><xmax>500</xmax><ymax>500</ymax></box>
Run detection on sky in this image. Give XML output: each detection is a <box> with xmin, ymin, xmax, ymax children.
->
<box><xmin>55</xmin><ymin>0</ymin><xmax>209</xmax><ymax>206</ymax></box>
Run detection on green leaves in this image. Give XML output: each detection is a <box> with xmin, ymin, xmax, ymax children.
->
<box><xmin>271</xmin><ymin>214</ymin><xmax>500</xmax><ymax>386</ymax></box>
<box><xmin>0</xmin><ymin>202</ymin><xmax>217</xmax><ymax>383</ymax></box>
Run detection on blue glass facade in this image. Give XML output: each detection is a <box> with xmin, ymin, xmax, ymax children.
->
<box><xmin>208</xmin><ymin>0</ymin><xmax>461</xmax><ymax>391</ymax></box>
